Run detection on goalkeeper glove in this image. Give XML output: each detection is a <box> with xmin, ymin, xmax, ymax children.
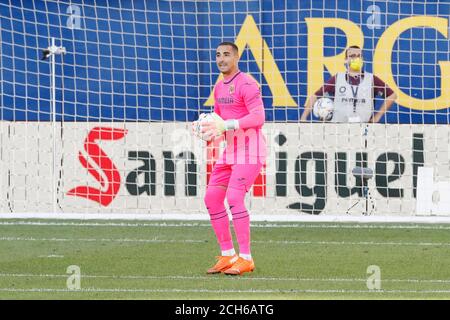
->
<box><xmin>201</xmin><ymin>113</ymin><xmax>239</xmax><ymax>138</ymax></box>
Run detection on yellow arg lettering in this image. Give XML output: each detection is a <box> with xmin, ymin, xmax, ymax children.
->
<box><xmin>205</xmin><ymin>16</ymin><xmax>449</xmax><ymax>111</ymax></box>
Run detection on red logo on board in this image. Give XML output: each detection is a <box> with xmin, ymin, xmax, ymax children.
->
<box><xmin>67</xmin><ymin>127</ymin><xmax>127</xmax><ymax>206</ymax></box>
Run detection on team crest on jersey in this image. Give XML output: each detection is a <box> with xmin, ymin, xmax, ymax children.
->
<box><xmin>229</xmin><ymin>84</ymin><xmax>235</xmax><ymax>95</ymax></box>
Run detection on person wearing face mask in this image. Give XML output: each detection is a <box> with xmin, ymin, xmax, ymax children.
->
<box><xmin>301</xmin><ymin>46</ymin><xmax>397</xmax><ymax>123</ymax></box>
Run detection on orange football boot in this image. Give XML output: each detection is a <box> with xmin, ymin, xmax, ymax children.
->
<box><xmin>223</xmin><ymin>257</ymin><xmax>255</xmax><ymax>275</ymax></box>
<box><xmin>206</xmin><ymin>255</ymin><xmax>238</xmax><ymax>274</ymax></box>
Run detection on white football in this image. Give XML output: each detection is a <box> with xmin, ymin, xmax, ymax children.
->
<box><xmin>313</xmin><ymin>97</ymin><xmax>334</xmax><ymax>121</ymax></box>
<box><xmin>192</xmin><ymin>113</ymin><xmax>215</xmax><ymax>141</ymax></box>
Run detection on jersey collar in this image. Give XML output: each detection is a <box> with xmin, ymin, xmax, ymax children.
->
<box><xmin>223</xmin><ymin>71</ymin><xmax>241</xmax><ymax>84</ymax></box>
<box><xmin>346</xmin><ymin>71</ymin><xmax>365</xmax><ymax>83</ymax></box>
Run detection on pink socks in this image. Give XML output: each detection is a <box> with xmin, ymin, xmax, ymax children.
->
<box><xmin>226</xmin><ymin>187</ymin><xmax>251</xmax><ymax>255</ymax></box>
<box><xmin>204</xmin><ymin>186</ymin><xmax>233</xmax><ymax>251</ymax></box>
<box><xmin>204</xmin><ymin>185</ymin><xmax>251</xmax><ymax>255</ymax></box>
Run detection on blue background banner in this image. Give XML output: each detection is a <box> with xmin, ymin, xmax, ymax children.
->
<box><xmin>0</xmin><ymin>0</ymin><xmax>449</xmax><ymax>123</ymax></box>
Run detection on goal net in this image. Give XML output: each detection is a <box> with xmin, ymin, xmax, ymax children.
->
<box><xmin>0</xmin><ymin>0</ymin><xmax>449</xmax><ymax>219</ymax></box>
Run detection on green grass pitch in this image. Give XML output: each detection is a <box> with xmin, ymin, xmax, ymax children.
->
<box><xmin>0</xmin><ymin>219</ymin><xmax>449</xmax><ymax>299</ymax></box>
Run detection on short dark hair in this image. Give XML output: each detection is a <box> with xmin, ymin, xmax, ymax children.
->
<box><xmin>217</xmin><ymin>41</ymin><xmax>239</xmax><ymax>54</ymax></box>
<box><xmin>345</xmin><ymin>45</ymin><xmax>362</xmax><ymax>58</ymax></box>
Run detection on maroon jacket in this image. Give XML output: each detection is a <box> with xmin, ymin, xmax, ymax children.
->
<box><xmin>315</xmin><ymin>72</ymin><xmax>394</xmax><ymax>99</ymax></box>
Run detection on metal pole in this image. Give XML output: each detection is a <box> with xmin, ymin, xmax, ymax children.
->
<box><xmin>51</xmin><ymin>37</ymin><xmax>56</xmax><ymax>214</ymax></box>
<box><xmin>43</xmin><ymin>37</ymin><xmax>65</xmax><ymax>214</ymax></box>
<box><xmin>364</xmin><ymin>124</ymin><xmax>369</xmax><ymax>215</ymax></box>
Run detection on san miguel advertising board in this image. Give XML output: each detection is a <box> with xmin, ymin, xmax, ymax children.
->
<box><xmin>0</xmin><ymin>1</ymin><xmax>449</xmax><ymax>217</ymax></box>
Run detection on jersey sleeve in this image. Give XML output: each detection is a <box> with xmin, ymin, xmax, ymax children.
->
<box><xmin>373</xmin><ymin>75</ymin><xmax>394</xmax><ymax>98</ymax></box>
<box><xmin>238</xmin><ymin>81</ymin><xmax>265</xmax><ymax>129</ymax></box>
<box><xmin>314</xmin><ymin>75</ymin><xmax>337</xmax><ymax>97</ymax></box>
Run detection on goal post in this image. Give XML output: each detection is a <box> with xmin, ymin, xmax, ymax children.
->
<box><xmin>0</xmin><ymin>0</ymin><xmax>449</xmax><ymax>220</ymax></box>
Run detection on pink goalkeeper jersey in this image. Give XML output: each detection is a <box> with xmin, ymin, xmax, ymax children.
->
<box><xmin>213</xmin><ymin>71</ymin><xmax>266</xmax><ymax>163</ymax></box>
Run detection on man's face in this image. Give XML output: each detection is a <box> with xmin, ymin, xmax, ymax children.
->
<box><xmin>346</xmin><ymin>48</ymin><xmax>364</xmax><ymax>72</ymax></box>
<box><xmin>346</xmin><ymin>48</ymin><xmax>363</xmax><ymax>65</ymax></box>
<box><xmin>216</xmin><ymin>45</ymin><xmax>239</xmax><ymax>75</ymax></box>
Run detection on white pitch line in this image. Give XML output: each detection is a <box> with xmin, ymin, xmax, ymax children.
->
<box><xmin>1</xmin><ymin>221</ymin><xmax>450</xmax><ymax>230</ymax></box>
<box><xmin>1</xmin><ymin>273</ymin><xmax>450</xmax><ymax>284</ymax></box>
<box><xmin>253</xmin><ymin>240</ymin><xmax>450</xmax><ymax>247</ymax></box>
<box><xmin>0</xmin><ymin>287</ymin><xmax>449</xmax><ymax>294</ymax></box>
<box><xmin>0</xmin><ymin>236</ymin><xmax>448</xmax><ymax>247</ymax></box>
<box><xmin>3</xmin><ymin>213</ymin><xmax>450</xmax><ymax>224</ymax></box>
<box><xmin>0</xmin><ymin>237</ymin><xmax>205</xmax><ymax>244</ymax></box>
<box><xmin>0</xmin><ymin>221</ymin><xmax>213</xmax><ymax>228</ymax></box>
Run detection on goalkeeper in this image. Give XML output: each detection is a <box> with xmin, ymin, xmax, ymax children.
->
<box><xmin>193</xmin><ymin>42</ymin><xmax>266</xmax><ymax>275</ymax></box>
<box><xmin>301</xmin><ymin>45</ymin><xmax>397</xmax><ymax>123</ymax></box>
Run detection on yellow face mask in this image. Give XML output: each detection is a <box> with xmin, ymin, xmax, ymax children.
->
<box><xmin>349</xmin><ymin>57</ymin><xmax>363</xmax><ymax>72</ymax></box>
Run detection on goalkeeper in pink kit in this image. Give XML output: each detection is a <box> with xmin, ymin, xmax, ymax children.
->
<box><xmin>193</xmin><ymin>42</ymin><xmax>266</xmax><ymax>275</ymax></box>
